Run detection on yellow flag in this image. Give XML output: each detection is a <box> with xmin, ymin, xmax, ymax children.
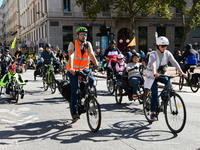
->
<box><xmin>127</xmin><ymin>37</ymin><xmax>136</xmax><ymax>47</ymax></box>
<box><xmin>11</xmin><ymin>37</ymin><xmax>17</xmax><ymax>49</ymax></box>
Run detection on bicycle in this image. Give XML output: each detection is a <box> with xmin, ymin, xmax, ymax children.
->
<box><xmin>43</xmin><ymin>64</ymin><xmax>56</xmax><ymax>94</ymax></box>
<box><xmin>143</xmin><ymin>74</ymin><xmax>186</xmax><ymax>133</ymax></box>
<box><xmin>106</xmin><ymin>59</ymin><xmax>117</xmax><ymax>95</ymax></box>
<box><xmin>179</xmin><ymin>65</ymin><xmax>200</xmax><ymax>93</ymax></box>
<box><xmin>70</xmin><ymin>70</ymin><xmax>101</xmax><ymax>132</ymax></box>
<box><xmin>0</xmin><ymin>76</ymin><xmax>28</xmax><ymax>103</ymax></box>
<box><xmin>115</xmin><ymin>65</ymin><xmax>145</xmax><ymax>104</ymax></box>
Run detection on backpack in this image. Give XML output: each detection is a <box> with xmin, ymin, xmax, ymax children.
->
<box><xmin>121</xmin><ymin>67</ymin><xmax>128</xmax><ymax>89</ymax></box>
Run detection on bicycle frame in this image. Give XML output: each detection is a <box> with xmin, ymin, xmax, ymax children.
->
<box><xmin>45</xmin><ymin>64</ymin><xmax>54</xmax><ymax>84</ymax></box>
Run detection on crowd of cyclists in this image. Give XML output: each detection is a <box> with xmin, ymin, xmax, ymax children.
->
<box><xmin>0</xmin><ymin>26</ymin><xmax>199</xmax><ymax>125</ymax></box>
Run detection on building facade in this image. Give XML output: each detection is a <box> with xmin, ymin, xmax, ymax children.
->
<box><xmin>0</xmin><ymin>0</ymin><xmax>200</xmax><ymax>55</ymax></box>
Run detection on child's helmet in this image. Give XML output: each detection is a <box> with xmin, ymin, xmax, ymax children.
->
<box><xmin>117</xmin><ymin>54</ymin><xmax>124</xmax><ymax>59</ymax></box>
<box><xmin>9</xmin><ymin>65</ymin><xmax>16</xmax><ymax>70</ymax></box>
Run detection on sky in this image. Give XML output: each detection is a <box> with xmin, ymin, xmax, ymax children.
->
<box><xmin>0</xmin><ymin>0</ymin><xmax>3</xmax><ymax>7</ymax></box>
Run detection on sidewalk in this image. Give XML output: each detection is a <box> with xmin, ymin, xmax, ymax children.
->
<box><xmin>94</xmin><ymin>66</ymin><xmax>200</xmax><ymax>86</ymax></box>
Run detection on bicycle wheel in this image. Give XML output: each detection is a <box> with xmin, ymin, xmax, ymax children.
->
<box><xmin>86</xmin><ymin>96</ymin><xmax>101</xmax><ymax>132</ymax></box>
<box><xmin>50</xmin><ymin>72</ymin><xmax>56</xmax><ymax>94</ymax></box>
<box><xmin>107</xmin><ymin>78</ymin><xmax>115</xmax><ymax>95</ymax></box>
<box><xmin>0</xmin><ymin>86</ymin><xmax>3</xmax><ymax>97</ymax></box>
<box><xmin>14</xmin><ymin>84</ymin><xmax>20</xmax><ymax>103</ymax></box>
<box><xmin>115</xmin><ymin>85</ymin><xmax>123</xmax><ymax>104</ymax></box>
<box><xmin>190</xmin><ymin>78</ymin><xmax>200</xmax><ymax>93</ymax></box>
<box><xmin>43</xmin><ymin>76</ymin><xmax>48</xmax><ymax>91</ymax></box>
<box><xmin>91</xmin><ymin>85</ymin><xmax>97</xmax><ymax>98</ymax></box>
<box><xmin>143</xmin><ymin>92</ymin><xmax>153</xmax><ymax>123</ymax></box>
<box><xmin>164</xmin><ymin>93</ymin><xmax>186</xmax><ymax>133</ymax></box>
<box><xmin>179</xmin><ymin>75</ymin><xmax>184</xmax><ymax>90</ymax></box>
<box><xmin>137</xmin><ymin>85</ymin><xmax>144</xmax><ymax>104</ymax></box>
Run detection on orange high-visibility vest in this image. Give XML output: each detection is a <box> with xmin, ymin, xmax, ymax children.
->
<box><xmin>66</xmin><ymin>40</ymin><xmax>90</xmax><ymax>71</ymax></box>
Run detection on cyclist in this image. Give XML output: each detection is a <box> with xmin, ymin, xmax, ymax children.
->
<box><xmin>41</xmin><ymin>43</ymin><xmax>58</xmax><ymax>78</ymax></box>
<box><xmin>179</xmin><ymin>44</ymin><xmax>199</xmax><ymax>73</ymax></box>
<box><xmin>35</xmin><ymin>47</ymin><xmax>44</xmax><ymax>71</ymax></box>
<box><xmin>0</xmin><ymin>49</ymin><xmax>13</xmax><ymax>78</ymax></box>
<box><xmin>66</xmin><ymin>27</ymin><xmax>100</xmax><ymax>122</ymax></box>
<box><xmin>144</xmin><ymin>35</ymin><xmax>186</xmax><ymax>121</ymax></box>
<box><xmin>14</xmin><ymin>47</ymin><xmax>23</xmax><ymax>65</ymax></box>
<box><xmin>0</xmin><ymin>65</ymin><xmax>25</xmax><ymax>99</ymax></box>
<box><xmin>103</xmin><ymin>40</ymin><xmax>121</xmax><ymax>79</ymax></box>
<box><xmin>126</xmin><ymin>52</ymin><xmax>143</xmax><ymax>100</ymax></box>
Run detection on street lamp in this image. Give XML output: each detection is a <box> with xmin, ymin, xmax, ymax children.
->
<box><xmin>36</xmin><ymin>11</ymin><xmax>44</xmax><ymax>17</ymax></box>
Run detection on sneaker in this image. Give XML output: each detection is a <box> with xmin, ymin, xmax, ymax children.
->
<box><xmin>72</xmin><ymin>114</ymin><xmax>80</xmax><ymax>122</ymax></box>
<box><xmin>132</xmin><ymin>94</ymin><xmax>137</xmax><ymax>100</ymax></box>
<box><xmin>150</xmin><ymin>114</ymin><xmax>157</xmax><ymax>121</ymax></box>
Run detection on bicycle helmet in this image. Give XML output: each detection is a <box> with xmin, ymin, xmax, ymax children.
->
<box><xmin>9</xmin><ymin>65</ymin><xmax>16</xmax><ymax>70</ymax></box>
<box><xmin>132</xmin><ymin>52</ymin><xmax>140</xmax><ymax>58</ymax></box>
<box><xmin>4</xmin><ymin>49</ymin><xmax>9</xmax><ymax>52</ymax></box>
<box><xmin>76</xmin><ymin>27</ymin><xmax>88</xmax><ymax>34</ymax></box>
<box><xmin>110</xmin><ymin>40</ymin><xmax>116</xmax><ymax>45</ymax></box>
<box><xmin>117</xmin><ymin>54</ymin><xmax>124</xmax><ymax>59</ymax></box>
<box><xmin>156</xmin><ymin>36</ymin><xmax>169</xmax><ymax>46</ymax></box>
<box><xmin>45</xmin><ymin>43</ymin><xmax>51</xmax><ymax>48</ymax></box>
<box><xmin>39</xmin><ymin>47</ymin><xmax>44</xmax><ymax>51</ymax></box>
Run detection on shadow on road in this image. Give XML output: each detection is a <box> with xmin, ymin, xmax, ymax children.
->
<box><xmin>0</xmin><ymin>119</ymin><xmax>177</xmax><ymax>145</ymax></box>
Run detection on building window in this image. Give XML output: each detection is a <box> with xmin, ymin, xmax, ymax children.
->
<box><xmin>156</xmin><ymin>27</ymin><xmax>166</xmax><ymax>36</ymax></box>
<box><xmin>193</xmin><ymin>27</ymin><xmax>200</xmax><ymax>38</ymax></box>
<box><xmin>63</xmin><ymin>26</ymin><xmax>73</xmax><ymax>51</ymax></box>
<box><xmin>138</xmin><ymin>27</ymin><xmax>147</xmax><ymax>53</ymax></box>
<box><xmin>50</xmin><ymin>22</ymin><xmax>59</xmax><ymax>26</ymax></box>
<box><xmin>175</xmin><ymin>27</ymin><xmax>184</xmax><ymax>48</ymax></box>
<box><xmin>63</xmin><ymin>0</ymin><xmax>71</xmax><ymax>12</ymax></box>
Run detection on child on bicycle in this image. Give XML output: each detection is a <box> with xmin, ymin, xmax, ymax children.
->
<box><xmin>0</xmin><ymin>65</ymin><xmax>25</xmax><ymax>99</ymax></box>
<box><xmin>126</xmin><ymin>53</ymin><xmax>143</xmax><ymax>100</ymax></box>
<box><xmin>115</xmin><ymin>54</ymin><xmax>126</xmax><ymax>79</ymax></box>
<box><xmin>144</xmin><ymin>34</ymin><xmax>186</xmax><ymax>121</ymax></box>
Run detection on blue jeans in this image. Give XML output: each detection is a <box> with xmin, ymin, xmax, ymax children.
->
<box><xmin>128</xmin><ymin>77</ymin><xmax>142</xmax><ymax>95</ymax></box>
<box><xmin>150</xmin><ymin>76</ymin><xmax>170</xmax><ymax>112</ymax></box>
<box><xmin>67</xmin><ymin>69</ymin><xmax>95</xmax><ymax>115</ymax></box>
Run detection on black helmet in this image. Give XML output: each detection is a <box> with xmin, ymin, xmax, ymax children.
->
<box><xmin>76</xmin><ymin>27</ymin><xmax>88</xmax><ymax>34</ymax></box>
<box><xmin>4</xmin><ymin>49</ymin><xmax>9</xmax><ymax>52</ymax></box>
<box><xmin>45</xmin><ymin>43</ymin><xmax>51</xmax><ymax>48</ymax></box>
<box><xmin>132</xmin><ymin>52</ymin><xmax>140</xmax><ymax>58</ymax></box>
<box><xmin>110</xmin><ymin>40</ymin><xmax>116</xmax><ymax>45</ymax></box>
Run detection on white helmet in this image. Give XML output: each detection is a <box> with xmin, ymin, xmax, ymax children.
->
<box><xmin>39</xmin><ymin>47</ymin><xmax>44</xmax><ymax>51</ymax></box>
<box><xmin>117</xmin><ymin>54</ymin><xmax>124</xmax><ymax>59</ymax></box>
<box><xmin>156</xmin><ymin>36</ymin><xmax>169</xmax><ymax>45</ymax></box>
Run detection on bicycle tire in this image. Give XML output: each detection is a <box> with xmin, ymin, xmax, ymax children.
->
<box><xmin>115</xmin><ymin>85</ymin><xmax>123</xmax><ymax>104</ymax></box>
<box><xmin>137</xmin><ymin>85</ymin><xmax>144</xmax><ymax>104</ymax></box>
<box><xmin>143</xmin><ymin>92</ymin><xmax>153</xmax><ymax>123</ymax></box>
<box><xmin>86</xmin><ymin>96</ymin><xmax>101</xmax><ymax>132</ymax></box>
<box><xmin>50</xmin><ymin>72</ymin><xmax>56</xmax><ymax>94</ymax></box>
<box><xmin>107</xmin><ymin>78</ymin><xmax>115</xmax><ymax>95</ymax></box>
<box><xmin>91</xmin><ymin>85</ymin><xmax>97</xmax><ymax>98</ymax></box>
<box><xmin>179</xmin><ymin>75</ymin><xmax>184</xmax><ymax>90</ymax></box>
<box><xmin>164</xmin><ymin>93</ymin><xmax>186</xmax><ymax>133</ymax></box>
<box><xmin>43</xmin><ymin>77</ymin><xmax>48</xmax><ymax>91</ymax></box>
<box><xmin>14</xmin><ymin>84</ymin><xmax>20</xmax><ymax>103</ymax></box>
<box><xmin>190</xmin><ymin>78</ymin><xmax>200</xmax><ymax>93</ymax></box>
<box><xmin>0</xmin><ymin>86</ymin><xmax>3</xmax><ymax>97</ymax></box>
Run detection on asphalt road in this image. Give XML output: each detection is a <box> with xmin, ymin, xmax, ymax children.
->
<box><xmin>0</xmin><ymin>69</ymin><xmax>200</xmax><ymax>150</ymax></box>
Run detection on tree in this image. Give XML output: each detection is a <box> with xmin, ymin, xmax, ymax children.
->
<box><xmin>175</xmin><ymin>0</ymin><xmax>200</xmax><ymax>51</ymax></box>
<box><xmin>76</xmin><ymin>0</ymin><xmax>173</xmax><ymax>39</ymax></box>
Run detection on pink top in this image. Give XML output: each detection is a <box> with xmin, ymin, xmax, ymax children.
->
<box><xmin>115</xmin><ymin>61</ymin><xmax>126</xmax><ymax>72</ymax></box>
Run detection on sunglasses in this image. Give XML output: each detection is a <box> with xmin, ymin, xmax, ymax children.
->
<box><xmin>79</xmin><ymin>34</ymin><xmax>87</xmax><ymax>37</ymax></box>
<box><xmin>160</xmin><ymin>45</ymin><xmax>168</xmax><ymax>48</ymax></box>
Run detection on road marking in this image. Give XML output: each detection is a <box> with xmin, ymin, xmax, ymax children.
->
<box><xmin>0</xmin><ymin>107</ymin><xmax>38</xmax><ymax>126</ymax></box>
